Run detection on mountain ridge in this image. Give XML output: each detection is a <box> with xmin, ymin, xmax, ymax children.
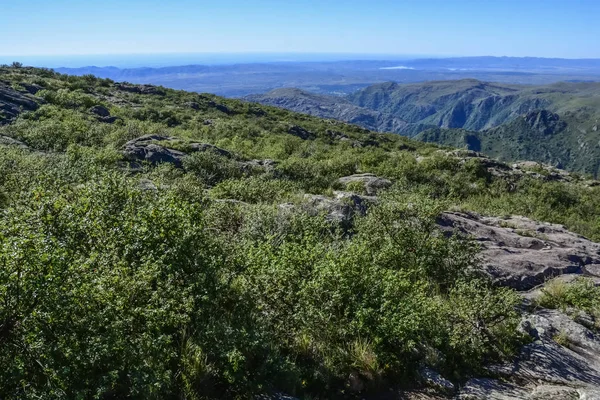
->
<box><xmin>246</xmin><ymin>79</ymin><xmax>600</xmax><ymax>175</ymax></box>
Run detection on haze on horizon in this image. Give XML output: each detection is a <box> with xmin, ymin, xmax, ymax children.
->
<box><xmin>2</xmin><ymin>0</ymin><xmax>600</xmax><ymax>62</ymax></box>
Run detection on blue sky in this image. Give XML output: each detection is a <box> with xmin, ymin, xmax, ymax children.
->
<box><xmin>2</xmin><ymin>0</ymin><xmax>600</xmax><ymax>59</ymax></box>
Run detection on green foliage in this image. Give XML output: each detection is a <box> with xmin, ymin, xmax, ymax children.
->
<box><xmin>538</xmin><ymin>277</ymin><xmax>600</xmax><ymax>316</ymax></box>
<box><xmin>0</xmin><ymin>65</ymin><xmax>597</xmax><ymax>398</ymax></box>
<box><xmin>211</xmin><ymin>176</ymin><xmax>300</xmax><ymax>203</ymax></box>
<box><xmin>183</xmin><ymin>151</ymin><xmax>243</xmax><ymax>186</ymax></box>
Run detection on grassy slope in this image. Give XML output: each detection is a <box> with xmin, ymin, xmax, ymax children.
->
<box><xmin>1</xmin><ymin>66</ymin><xmax>600</xmax><ymax>399</ymax></box>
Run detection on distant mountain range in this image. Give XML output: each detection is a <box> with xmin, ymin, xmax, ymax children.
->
<box><xmin>54</xmin><ymin>56</ymin><xmax>600</xmax><ymax>97</ymax></box>
<box><xmin>246</xmin><ymin>79</ymin><xmax>600</xmax><ymax>176</ymax></box>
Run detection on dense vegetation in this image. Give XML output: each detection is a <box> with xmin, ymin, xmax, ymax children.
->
<box><xmin>1</xmin><ymin>65</ymin><xmax>600</xmax><ymax>399</ymax></box>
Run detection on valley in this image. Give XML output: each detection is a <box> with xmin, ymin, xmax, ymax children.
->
<box><xmin>247</xmin><ymin>79</ymin><xmax>600</xmax><ymax>176</ymax></box>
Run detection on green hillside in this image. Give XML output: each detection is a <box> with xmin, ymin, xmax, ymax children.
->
<box><xmin>417</xmin><ymin>109</ymin><xmax>600</xmax><ymax>176</ymax></box>
<box><xmin>2</xmin><ymin>65</ymin><xmax>600</xmax><ymax>398</ymax></box>
<box><xmin>248</xmin><ymin>80</ymin><xmax>600</xmax><ymax>176</ymax></box>
<box><xmin>346</xmin><ymin>79</ymin><xmax>600</xmax><ymax>131</ymax></box>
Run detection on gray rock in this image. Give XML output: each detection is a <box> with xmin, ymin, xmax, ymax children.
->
<box><xmin>123</xmin><ymin>135</ymin><xmax>185</xmax><ymax>167</ymax></box>
<box><xmin>99</xmin><ymin>116</ymin><xmax>119</xmax><ymax>124</ymax></box>
<box><xmin>125</xmin><ymin>143</ymin><xmax>186</xmax><ymax>167</ymax></box>
<box><xmin>524</xmin><ymin>310</ymin><xmax>600</xmax><ymax>381</ymax></box>
<box><xmin>326</xmin><ymin>129</ymin><xmax>349</xmax><ymax>140</ymax></box>
<box><xmin>418</xmin><ymin>367</ymin><xmax>454</xmax><ymax>394</ymax></box>
<box><xmin>207</xmin><ymin>101</ymin><xmax>231</xmax><ymax>114</ymax></box>
<box><xmin>530</xmin><ymin>385</ymin><xmax>579</xmax><ymax>399</ymax></box>
<box><xmin>334</xmin><ymin>191</ymin><xmax>378</xmax><ymax>216</ymax></box>
<box><xmin>440</xmin><ymin>149</ymin><xmax>576</xmax><ymax>183</ymax></box>
<box><xmin>338</xmin><ymin>173</ymin><xmax>392</xmax><ymax>195</ymax></box>
<box><xmin>19</xmin><ymin>82</ymin><xmax>43</xmax><ymax>94</ymax></box>
<box><xmin>437</xmin><ymin>211</ymin><xmax>600</xmax><ymax>290</ymax></box>
<box><xmin>240</xmin><ymin>159</ymin><xmax>278</xmax><ymax>173</ymax></box>
<box><xmin>185</xmin><ymin>101</ymin><xmax>200</xmax><ymax>110</ymax></box>
<box><xmin>0</xmin><ymin>135</ymin><xmax>29</xmax><ymax>149</ymax></box>
<box><xmin>458</xmin><ymin>378</ymin><xmax>529</xmax><ymax>399</ymax></box>
<box><xmin>459</xmin><ymin>378</ymin><xmax>599</xmax><ymax>399</ymax></box>
<box><xmin>122</xmin><ymin>135</ymin><xmax>237</xmax><ymax>168</ymax></box>
<box><xmin>138</xmin><ymin>178</ymin><xmax>157</xmax><ymax>191</ymax></box>
<box><xmin>116</xmin><ymin>83</ymin><xmax>165</xmax><ymax>96</ymax></box>
<box><xmin>302</xmin><ymin>191</ymin><xmax>377</xmax><ymax>227</ymax></box>
<box><xmin>462</xmin><ymin>308</ymin><xmax>600</xmax><ymax>399</ymax></box>
<box><xmin>303</xmin><ymin>194</ymin><xmax>353</xmax><ymax>224</ymax></box>
<box><xmin>89</xmin><ymin>105</ymin><xmax>110</xmax><ymax>117</ymax></box>
<box><xmin>287</xmin><ymin>125</ymin><xmax>314</xmax><ymax>140</ymax></box>
<box><xmin>0</xmin><ymin>83</ymin><xmax>40</xmax><ymax>124</ymax></box>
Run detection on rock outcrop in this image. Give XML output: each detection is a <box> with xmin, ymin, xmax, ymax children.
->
<box><xmin>456</xmin><ymin>308</ymin><xmax>600</xmax><ymax>399</ymax></box>
<box><xmin>430</xmin><ymin>210</ymin><xmax>600</xmax><ymax>398</ymax></box>
<box><xmin>122</xmin><ymin>135</ymin><xmax>266</xmax><ymax>171</ymax></box>
<box><xmin>0</xmin><ymin>83</ymin><xmax>40</xmax><ymax>124</ymax></box>
<box><xmin>523</xmin><ymin>109</ymin><xmax>567</xmax><ymax>136</ymax></box>
<box><xmin>88</xmin><ymin>105</ymin><xmax>119</xmax><ymax>123</ymax></box>
<box><xmin>287</xmin><ymin>125</ymin><xmax>315</xmax><ymax>140</ymax></box>
<box><xmin>0</xmin><ymin>135</ymin><xmax>29</xmax><ymax>149</ymax></box>
<box><xmin>116</xmin><ymin>83</ymin><xmax>165</xmax><ymax>96</ymax></box>
<box><xmin>337</xmin><ymin>173</ymin><xmax>392</xmax><ymax>195</ymax></box>
<box><xmin>123</xmin><ymin>135</ymin><xmax>188</xmax><ymax>168</ymax></box>
<box><xmin>438</xmin><ymin>211</ymin><xmax>600</xmax><ymax>291</ymax></box>
<box><xmin>286</xmin><ymin>191</ymin><xmax>377</xmax><ymax>229</ymax></box>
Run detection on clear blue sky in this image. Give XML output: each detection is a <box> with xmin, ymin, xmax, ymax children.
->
<box><xmin>2</xmin><ymin>0</ymin><xmax>599</xmax><ymax>58</ymax></box>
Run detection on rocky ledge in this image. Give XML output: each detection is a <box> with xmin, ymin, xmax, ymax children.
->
<box><xmin>0</xmin><ymin>82</ymin><xmax>41</xmax><ymax>124</ymax></box>
<box><xmin>438</xmin><ymin>211</ymin><xmax>600</xmax><ymax>291</ymax></box>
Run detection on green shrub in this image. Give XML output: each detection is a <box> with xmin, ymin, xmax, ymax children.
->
<box><xmin>538</xmin><ymin>277</ymin><xmax>600</xmax><ymax>315</ymax></box>
<box><xmin>211</xmin><ymin>176</ymin><xmax>301</xmax><ymax>203</ymax></box>
<box><xmin>183</xmin><ymin>151</ymin><xmax>243</xmax><ymax>186</ymax></box>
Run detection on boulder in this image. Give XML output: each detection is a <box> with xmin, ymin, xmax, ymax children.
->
<box><xmin>441</xmin><ymin>149</ymin><xmax>576</xmax><ymax>183</ymax></box>
<box><xmin>326</xmin><ymin>129</ymin><xmax>349</xmax><ymax>140</ymax></box>
<box><xmin>123</xmin><ymin>135</ymin><xmax>187</xmax><ymax>168</ymax></box>
<box><xmin>302</xmin><ymin>191</ymin><xmax>377</xmax><ymax>228</ymax></box>
<box><xmin>98</xmin><ymin>116</ymin><xmax>119</xmax><ymax>124</ymax></box>
<box><xmin>338</xmin><ymin>173</ymin><xmax>392</xmax><ymax>196</ymax></box>
<box><xmin>530</xmin><ymin>386</ymin><xmax>580</xmax><ymax>400</ymax></box>
<box><xmin>89</xmin><ymin>105</ymin><xmax>110</xmax><ymax>117</ymax></box>
<box><xmin>287</xmin><ymin>125</ymin><xmax>314</xmax><ymax>140</ymax></box>
<box><xmin>207</xmin><ymin>101</ymin><xmax>231</xmax><ymax>114</ymax></box>
<box><xmin>437</xmin><ymin>211</ymin><xmax>600</xmax><ymax>290</ymax></box>
<box><xmin>138</xmin><ymin>178</ymin><xmax>158</xmax><ymax>191</ymax></box>
<box><xmin>122</xmin><ymin>135</ymin><xmax>236</xmax><ymax>168</ymax></box>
